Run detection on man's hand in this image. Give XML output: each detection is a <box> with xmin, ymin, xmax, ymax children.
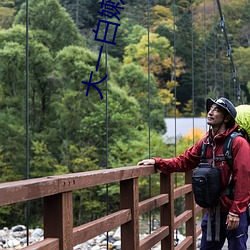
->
<box><xmin>226</xmin><ymin>213</ymin><xmax>240</xmax><ymax>230</ymax></box>
<box><xmin>137</xmin><ymin>159</ymin><xmax>155</xmax><ymax>166</ymax></box>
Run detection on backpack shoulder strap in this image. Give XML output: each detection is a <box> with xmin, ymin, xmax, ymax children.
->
<box><xmin>200</xmin><ymin>141</ymin><xmax>208</xmax><ymax>162</ymax></box>
<box><xmin>223</xmin><ymin>132</ymin><xmax>242</xmax><ymax>169</ymax></box>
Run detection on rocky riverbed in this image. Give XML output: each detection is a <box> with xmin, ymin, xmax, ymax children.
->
<box><xmin>0</xmin><ymin>225</ymin><xmax>187</xmax><ymax>249</ymax></box>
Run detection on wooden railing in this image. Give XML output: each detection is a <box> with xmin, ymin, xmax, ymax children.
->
<box><xmin>0</xmin><ymin>165</ymin><xmax>203</xmax><ymax>250</ymax></box>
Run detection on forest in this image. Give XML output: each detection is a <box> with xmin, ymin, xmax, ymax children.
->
<box><xmin>0</xmin><ymin>0</ymin><xmax>249</xmax><ymax>228</ymax></box>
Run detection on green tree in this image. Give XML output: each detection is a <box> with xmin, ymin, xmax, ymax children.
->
<box><xmin>234</xmin><ymin>46</ymin><xmax>250</xmax><ymax>102</ymax></box>
<box><xmin>0</xmin><ymin>7</ymin><xmax>15</xmax><ymax>29</ymax></box>
<box><xmin>115</xmin><ymin>63</ymin><xmax>165</xmax><ymax>132</ymax></box>
<box><xmin>60</xmin><ymin>0</ymin><xmax>100</xmax><ymax>29</ymax></box>
<box><xmin>14</xmin><ymin>0</ymin><xmax>84</xmax><ymax>52</ymax></box>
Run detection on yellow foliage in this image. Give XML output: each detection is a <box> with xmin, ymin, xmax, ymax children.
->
<box><xmin>124</xmin><ymin>32</ymin><xmax>173</xmax><ymax>77</ymax></box>
<box><xmin>200</xmin><ymin>112</ymin><xmax>207</xmax><ymax>118</ymax></box>
<box><xmin>166</xmin><ymin>107</ymin><xmax>181</xmax><ymax>117</ymax></box>
<box><xmin>149</xmin><ymin>5</ymin><xmax>174</xmax><ymax>32</ymax></box>
<box><xmin>158</xmin><ymin>89</ymin><xmax>175</xmax><ymax>105</ymax></box>
<box><xmin>166</xmin><ymin>80</ymin><xmax>180</xmax><ymax>91</ymax></box>
<box><xmin>184</xmin><ymin>128</ymin><xmax>205</xmax><ymax>142</ymax></box>
<box><xmin>124</xmin><ymin>32</ymin><xmax>186</xmax><ymax>79</ymax></box>
<box><xmin>183</xmin><ymin>99</ymin><xmax>193</xmax><ymax>115</ymax></box>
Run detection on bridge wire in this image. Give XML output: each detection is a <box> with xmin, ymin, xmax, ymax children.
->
<box><xmin>25</xmin><ymin>0</ymin><xmax>30</xmax><ymax>245</ymax></box>
<box><xmin>172</xmin><ymin>0</ymin><xmax>179</xmax><ymax>245</ymax></box>
<box><xmin>191</xmin><ymin>0</ymin><xmax>195</xmax><ymax>144</ymax></box>
<box><xmin>215</xmin><ymin>0</ymin><xmax>242</xmax><ymax>104</ymax></box>
<box><xmin>147</xmin><ymin>0</ymin><xmax>152</xmax><ymax>234</ymax></box>
<box><xmin>218</xmin><ymin>29</ymin><xmax>225</xmax><ymax>96</ymax></box>
<box><xmin>173</xmin><ymin>0</ymin><xmax>177</xmax><ymax>178</ymax></box>
<box><xmin>104</xmin><ymin>13</ymin><xmax>109</xmax><ymax>249</ymax></box>
<box><xmin>203</xmin><ymin>0</ymin><xmax>207</xmax><ymax>98</ymax></box>
<box><xmin>213</xmin><ymin>0</ymin><xmax>218</xmax><ymax>95</ymax></box>
<box><xmin>105</xmin><ymin>14</ymin><xmax>109</xmax><ymax>249</ymax></box>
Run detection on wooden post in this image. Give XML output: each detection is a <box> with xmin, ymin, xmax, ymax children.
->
<box><xmin>160</xmin><ymin>173</ymin><xmax>174</xmax><ymax>250</ymax></box>
<box><xmin>185</xmin><ymin>171</ymin><xmax>196</xmax><ymax>250</ymax></box>
<box><xmin>44</xmin><ymin>192</ymin><xmax>73</xmax><ymax>250</ymax></box>
<box><xmin>120</xmin><ymin>178</ymin><xmax>139</xmax><ymax>250</ymax></box>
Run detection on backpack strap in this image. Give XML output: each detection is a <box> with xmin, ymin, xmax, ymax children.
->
<box><xmin>223</xmin><ymin>132</ymin><xmax>242</xmax><ymax>200</ymax></box>
<box><xmin>200</xmin><ymin>142</ymin><xmax>208</xmax><ymax>162</ymax></box>
<box><xmin>223</xmin><ymin>131</ymin><xmax>242</xmax><ymax>169</ymax></box>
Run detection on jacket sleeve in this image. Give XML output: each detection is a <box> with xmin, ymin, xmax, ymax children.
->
<box><xmin>229</xmin><ymin>136</ymin><xmax>250</xmax><ymax>215</ymax></box>
<box><xmin>153</xmin><ymin>140</ymin><xmax>203</xmax><ymax>174</ymax></box>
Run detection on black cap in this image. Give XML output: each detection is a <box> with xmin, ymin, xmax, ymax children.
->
<box><xmin>206</xmin><ymin>97</ymin><xmax>237</xmax><ymax>119</ymax></box>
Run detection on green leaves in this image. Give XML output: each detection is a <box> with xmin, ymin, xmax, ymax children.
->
<box><xmin>14</xmin><ymin>0</ymin><xmax>84</xmax><ymax>52</ymax></box>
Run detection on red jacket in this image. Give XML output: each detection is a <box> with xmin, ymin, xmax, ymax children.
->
<box><xmin>154</xmin><ymin>124</ymin><xmax>250</xmax><ymax>216</ymax></box>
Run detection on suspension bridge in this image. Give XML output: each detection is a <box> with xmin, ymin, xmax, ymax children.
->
<box><xmin>0</xmin><ymin>165</ymin><xmax>203</xmax><ymax>249</ymax></box>
<box><xmin>0</xmin><ymin>0</ymin><xmax>249</xmax><ymax>249</ymax></box>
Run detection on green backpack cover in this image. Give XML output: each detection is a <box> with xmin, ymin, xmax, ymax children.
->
<box><xmin>235</xmin><ymin>105</ymin><xmax>250</xmax><ymax>140</ymax></box>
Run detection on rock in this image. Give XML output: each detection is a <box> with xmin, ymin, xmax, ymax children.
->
<box><xmin>113</xmin><ymin>240</ymin><xmax>121</xmax><ymax>249</ymax></box>
<box><xmin>100</xmin><ymin>240</ymin><xmax>108</xmax><ymax>246</ymax></box>
<box><xmin>0</xmin><ymin>230</ymin><xmax>7</xmax><ymax>238</ymax></box>
<box><xmin>11</xmin><ymin>226</ymin><xmax>26</xmax><ymax>232</ymax></box>
<box><xmin>30</xmin><ymin>228</ymin><xmax>43</xmax><ymax>238</ymax></box>
<box><xmin>95</xmin><ymin>234</ymin><xmax>106</xmax><ymax>243</ymax></box>
<box><xmin>91</xmin><ymin>245</ymin><xmax>101</xmax><ymax>250</ymax></box>
<box><xmin>0</xmin><ymin>224</ymin><xmax>187</xmax><ymax>249</ymax></box>
<box><xmin>7</xmin><ymin>239</ymin><xmax>20</xmax><ymax>247</ymax></box>
<box><xmin>107</xmin><ymin>231</ymin><xmax>114</xmax><ymax>237</ymax></box>
<box><xmin>113</xmin><ymin>227</ymin><xmax>120</xmax><ymax>240</ymax></box>
<box><xmin>15</xmin><ymin>245</ymin><xmax>23</xmax><ymax>249</ymax></box>
<box><xmin>108</xmin><ymin>236</ymin><xmax>116</xmax><ymax>243</ymax></box>
<box><xmin>87</xmin><ymin>238</ymin><xmax>94</xmax><ymax>245</ymax></box>
<box><xmin>20</xmin><ymin>237</ymin><xmax>27</xmax><ymax>245</ymax></box>
<box><xmin>73</xmin><ymin>243</ymin><xmax>87</xmax><ymax>249</ymax></box>
<box><xmin>12</xmin><ymin>231</ymin><xmax>25</xmax><ymax>238</ymax></box>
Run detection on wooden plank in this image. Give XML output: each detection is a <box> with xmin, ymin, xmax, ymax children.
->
<box><xmin>174</xmin><ymin>210</ymin><xmax>192</xmax><ymax>229</ymax></box>
<box><xmin>22</xmin><ymin>238</ymin><xmax>59</xmax><ymax>250</ymax></box>
<box><xmin>139</xmin><ymin>226</ymin><xmax>169</xmax><ymax>250</ymax></box>
<box><xmin>196</xmin><ymin>226</ymin><xmax>202</xmax><ymax>237</ymax></box>
<box><xmin>73</xmin><ymin>209</ymin><xmax>131</xmax><ymax>245</ymax></box>
<box><xmin>0</xmin><ymin>177</ymin><xmax>59</xmax><ymax>206</ymax></box>
<box><xmin>120</xmin><ymin>178</ymin><xmax>140</xmax><ymax>250</ymax></box>
<box><xmin>58</xmin><ymin>165</ymin><xmax>156</xmax><ymax>192</ymax></box>
<box><xmin>139</xmin><ymin>194</ymin><xmax>169</xmax><ymax>215</ymax></box>
<box><xmin>195</xmin><ymin>204</ymin><xmax>203</xmax><ymax>213</ymax></box>
<box><xmin>161</xmin><ymin>173</ymin><xmax>174</xmax><ymax>250</ymax></box>
<box><xmin>174</xmin><ymin>184</ymin><xmax>192</xmax><ymax>199</ymax></box>
<box><xmin>44</xmin><ymin>192</ymin><xmax>73</xmax><ymax>250</ymax></box>
<box><xmin>185</xmin><ymin>171</ymin><xmax>196</xmax><ymax>250</ymax></box>
<box><xmin>175</xmin><ymin>236</ymin><xmax>193</xmax><ymax>250</ymax></box>
<box><xmin>0</xmin><ymin>166</ymin><xmax>156</xmax><ymax>206</ymax></box>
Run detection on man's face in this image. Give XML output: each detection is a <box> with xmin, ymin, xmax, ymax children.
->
<box><xmin>207</xmin><ymin>104</ymin><xmax>226</xmax><ymax>127</ymax></box>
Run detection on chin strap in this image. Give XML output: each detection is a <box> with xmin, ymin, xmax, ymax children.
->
<box><xmin>210</xmin><ymin>116</ymin><xmax>226</xmax><ymax>140</ymax></box>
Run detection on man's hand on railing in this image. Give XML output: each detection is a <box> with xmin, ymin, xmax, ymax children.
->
<box><xmin>137</xmin><ymin>159</ymin><xmax>155</xmax><ymax>166</ymax></box>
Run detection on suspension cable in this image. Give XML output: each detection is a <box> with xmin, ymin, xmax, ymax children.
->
<box><xmin>172</xmin><ymin>0</ymin><xmax>179</xmax><ymax>245</ymax></box>
<box><xmin>191</xmin><ymin>0</ymin><xmax>195</xmax><ymax>144</ymax></box>
<box><xmin>203</xmin><ymin>0</ymin><xmax>207</xmax><ymax>98</ymax></box>
<box><xmin>105</xmin><ymin>14</ymin><xmax>109</xmax><ymax>249</ymax></box>
<box><xmin>25</xmin><ymin>0</ymin><xmax>30</xmax><ymax>246</ymax></box>
<box><xmin>147</xmin><ymin>0</ymin><xmax>152</xmax><ymax>234</ymax></box>
<box><xmin>216</xmin><ymin>0</ymin><xmax>242</xmax><ymax>104</ymax></box>
<box><xmin>213</xmin><ymin>0</ymin><xmax>217</xmax><ymax>94</ymax></box>
<box><xmin>173</xmin><ymin>0</ymin><xmax>177</xmax><ymax>157</ymax></box>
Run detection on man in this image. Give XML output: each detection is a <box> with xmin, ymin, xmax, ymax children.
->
<box><xmin>138</xmin><ymin>97</ymin><xmax>250</xmax><ymax>250</ymax></box>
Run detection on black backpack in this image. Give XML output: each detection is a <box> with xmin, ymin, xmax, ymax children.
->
<box><xmin>192</xmin><ymin>132</ymin><xmax>241</xmax><ymax>208</ymax></box>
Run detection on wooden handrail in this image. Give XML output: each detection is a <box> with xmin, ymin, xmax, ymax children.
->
<box><xmin>0</xmin><ymin>165</ymin><xmax>203</xmax><ymax>250</ymax></box>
